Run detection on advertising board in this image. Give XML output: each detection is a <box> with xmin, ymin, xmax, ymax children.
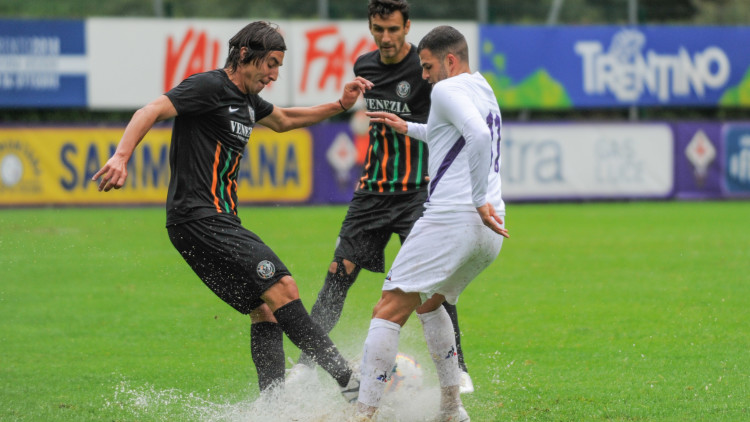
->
<box><xmin>481</xmin><ymin>26</ymin><xmax>750</xmax><ymax>109</ymax></box>
<box><xmin>0</xmin><ymin>127</ymin><xmax>312</xmax><ymax>205</ymax></box>
<box><xmin>87</xmin><ymin>19</ymin><xmax>477</xmax><ymax>109</ymax></box>
<box><xmin>722</xmin><ymin>124</ymin><xmax>750</xmax><ymax>196</ymax></box>
<box><xmin>86</xmin><ymin>18</ymin><xmax>290</xmax><ymax>109</ymax></box>
<box><xmin>0</xmin><ymin>19</ymin><xmax>87</xmax><ymax>107</ymax></box>
<box><xmin>501</xmin><ymin>123</ymin><xmax>674</xmax><ymax>200</ymax></box>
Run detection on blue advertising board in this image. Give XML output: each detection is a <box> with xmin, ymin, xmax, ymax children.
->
<box><xmin>722</xmin><ymin>125</ymin><xmax>750</xmax><ymax>195</ymax></box>
<box><xmin>0</xmin><ymin>19</ymin><xmax>87</xmax><ymax>107</ymax></box>
<box><xmin>480</xmin><ymin>25</ymin><xmax>750</xmax><ymax>109</ymax></box>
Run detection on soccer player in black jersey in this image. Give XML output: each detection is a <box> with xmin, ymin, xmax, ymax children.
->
<box><xmin>293</xmin><ymin>0</ymin><xmax>475</xmax><ymax>394</ymax></box>
<box><xmin>92</xmin><ymin>21</ymin><xmax>373</xmax><ymax>401</ymax></box>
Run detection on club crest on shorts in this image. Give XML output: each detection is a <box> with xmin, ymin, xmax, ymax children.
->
<box><xmin>396</xmin><ymin>81</ymin><xmax>411</xmax><ymax>98</ymax></box>
<box><xmin>256</xmin><ymin>260</ymin><xmax>276</xmax><ymax>279</ymax></box>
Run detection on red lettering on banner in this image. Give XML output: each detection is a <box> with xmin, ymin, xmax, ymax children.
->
<box><xmin>301</xmin><ymin>25</ymin><xmax>376</xmax><ymax>93</ymax></box>
<box><xmin>164</xmin><ymin>28</ymin><xmax>221</xmax><ymax>92</ymax></box>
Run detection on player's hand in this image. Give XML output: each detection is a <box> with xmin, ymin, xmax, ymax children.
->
<box><xmin>477</xmin><ymin>203</ymin><xmax>509</xmax><ymax>238</ymax></box>
<box><xmin>92</xmin><ymin>154</ymin><xmax>129</xmax><ymax>192</ymax></box>
<box><xmin>340</xmin><ymin>77</ymin><xmax>374</xmax><ymax>110</ymax></box>
<box><xmin>366</xmin><ymin>111</ymin><xmax>408</xmax><ymax>134</ymax></box>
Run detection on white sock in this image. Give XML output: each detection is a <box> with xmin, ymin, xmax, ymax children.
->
<box><xmin>358</xmin><ymin>318</ymin><xmax>401</xmax><ymax>408</ymax></box>
<box><xmin>418</xmin><ymin>307</ymin><xmax>460</xmax><ymax>388</ymax></box>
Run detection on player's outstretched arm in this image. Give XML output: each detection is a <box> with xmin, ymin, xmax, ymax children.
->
<box><xmin>259</xmin><ymin>77</ymin><xmax>373</xmax><ymax>132</ymax></box>
<box><xmin>92</xmin><ymin>95</ymin><xmax>177</xmax><ymax>192</ymax></box>
<box><xmin>477</xmin><ymin>203</ymin><xmax>510</xmax><ymax>238</ymax></box>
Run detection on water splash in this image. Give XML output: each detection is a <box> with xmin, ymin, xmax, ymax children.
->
<box><xmin>104</xmin><ymin>368</ymin><xmax>441</xmax><ymax>422</ymax></box>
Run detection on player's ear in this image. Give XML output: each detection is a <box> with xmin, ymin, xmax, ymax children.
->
<box><xmin>446</xmin><ymin>53</ymin><xmax>456</xmax><ymax>70</ymax></box>
<box><xmin>404</xmin><ymin>19</ymin><xmax>410</xmax><ymax>35</ymax></box>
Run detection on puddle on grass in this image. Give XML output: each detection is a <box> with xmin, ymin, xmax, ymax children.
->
<box><xmin>104</xmin><ymin>370</ymin><xmax>441</xmax><ymax>422</ymax></box>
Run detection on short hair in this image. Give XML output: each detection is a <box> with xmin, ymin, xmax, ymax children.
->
<box><xmin>417</xmin><ymin>25</ymin><xmax>469</xmax><ymax>63</ymax></box>
<box><xmin>224</xmin><ymin>21</ymin><xmax>287</xmax><ymax>71</ymax></box>
<box><xmin>368</xmin><ymin>0</ymin><xmax>410</xmax><ymax>26</ymax></box>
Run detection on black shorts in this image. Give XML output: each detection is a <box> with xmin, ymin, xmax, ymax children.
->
<box><xmin>334</xmin><ymin>189</ymin><xmax>427</xmax><ymax>273</ymax></box>
<box><xmin>167</xmin><ymin>215</ymin><xmax>290</xmax><ymax>314</ymax></box>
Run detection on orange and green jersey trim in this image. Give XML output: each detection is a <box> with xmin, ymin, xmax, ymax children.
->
<box><xmin>358</xmin><ymin>123</ymin><xmax>427</xmax><ymax>193</ymax></box>
<box><xmin>211</xmin><ymin>142</ymin><xmax>241</xmax><ymax>216</ymax></box>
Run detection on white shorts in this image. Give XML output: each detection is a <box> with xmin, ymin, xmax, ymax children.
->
<box><xmin>383</xmin><ymin>212</ymin><xmax>504</xmax><ymax>305</ymax></box>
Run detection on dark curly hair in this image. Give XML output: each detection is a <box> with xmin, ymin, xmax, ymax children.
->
<box><xmin>368</xmin><ymin>0</ymin><xmax>410</xmax><ymax>25</ymax></box>
<box><xmin>224</xmin><ymin>21</ymin><xmax>286</xmax><ymax>72</ymax></box>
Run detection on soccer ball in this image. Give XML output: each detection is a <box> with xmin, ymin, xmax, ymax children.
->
<box><xmin>384</xmin><ymin>353</ymin><xmax>424</xmax><ymax>394</ymax></box>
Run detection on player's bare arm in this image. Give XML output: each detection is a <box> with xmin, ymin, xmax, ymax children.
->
<box><xmin>477</xmin><ymin>203</ymin><xmax>510</xmax><ymax>238</ymax></box>
<box><xmin>259</xmin><ymin>77</ymin><xmax>373</xmax><ymax>132</ymax></box>
<box><xmin>365</xmin><ymin>111</ymin><xmax>408</xmax><ymax>134</ymax></box>
<box><xmin>93</xmin><ymin>95</ymin><xmax>177</xmax><ymax>192</ymax></box>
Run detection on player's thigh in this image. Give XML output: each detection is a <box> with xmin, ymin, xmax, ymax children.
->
<box><xmin>392</xmin><ymin>189</ymin><xmax>428</xmax><ymax>242</ymax></box>
<box><xmin>168</xmin><ymin>217</ymin><xmax>291</xmax><ymax>314</ymax></box>
<box><xmin>438</xmin><ymin>225</ymin><xmax>504</xmax><ymax>302</ymax></box>
<box><xmin>334</xmin><ymin>194</ymin><xmax>396</xmax><ymax>272</ymax></box>
<box><xmin>384</xmin><ymin>219</ymin><xmax>502</xmax><ymax>301</ymax></box>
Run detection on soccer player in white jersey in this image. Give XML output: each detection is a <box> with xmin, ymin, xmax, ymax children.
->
<box><xmin>353</xmin><ymin>25</ymin><xmax>509</xmax><ymax>422</ymax></box>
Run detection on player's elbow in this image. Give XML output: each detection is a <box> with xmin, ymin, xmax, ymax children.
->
<box><xmin>464</xmin><ymin>125</ymin><xmax>491</xmax><ymax>145</ymax></box>
<box><xmin>259</xmin><ymin>116</ymin><xmax>292</xmax><ymax>133</ymax></box>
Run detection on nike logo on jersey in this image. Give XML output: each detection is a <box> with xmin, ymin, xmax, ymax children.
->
<box><xmin>228</xmin><ymin>106</ymin><xmax>239</xmax><ymax>113</ymax></box>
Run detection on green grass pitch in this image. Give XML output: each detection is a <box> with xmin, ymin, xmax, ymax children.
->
<box><xmin>1</xmin><ymin>201</ymin><xmax>748</xmax><ymax>421</ymax></box>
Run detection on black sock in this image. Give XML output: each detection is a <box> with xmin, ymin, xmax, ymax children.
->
<box><xmin>274</xmin><ymin>299</ymin><xmax>351</xmax><ymax>387</ymax></box>
<box><xmin>442</xmin><ymin>302</ymin><xmax>468</xmax><ymax>373</ymax></box>
<box><xmin>299</xmin><ymin>260</ymin><xmax>360</xmax><ymax>367</ymax></box>
<box><xmin>250</xmin><ymin>322</ymin><xmax>285</xmax><ymax>391</ymax></box>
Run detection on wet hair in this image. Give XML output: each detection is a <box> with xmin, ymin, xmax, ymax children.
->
<box><xmin>368</xmin><ymin>0</ymin><xmax>410</xmax><ymax>25</ymax></box>
<box><xmin>224</xmin><ymin>21</ymin><xmax>286</xmax><ymax>71</ymax></box>
<box><xmin>417</xmin><ymin>25</ymin><xmax>469</xmax><ymax>63</ymax></box>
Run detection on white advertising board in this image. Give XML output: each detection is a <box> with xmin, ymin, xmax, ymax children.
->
<box><xmin>86</xmin><ymin>18</ymin><xmax>291</xmax><ymax>109</ymax></box>
<box><xmin>501</xmin><ymin>124</ymin><xmax>674</xmax><ymax>200</ymax></box>
<box><xmin>86</xmin><ymin>18</ymin><xmax>477</xmax><ymax>109</ymax></box>
<box><xmin>286</xmin><ymin>20</ymin><xmax>478</xmax><ymax>106</ymax></box>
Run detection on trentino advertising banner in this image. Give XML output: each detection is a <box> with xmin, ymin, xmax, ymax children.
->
<box><xmin>480</xmin><ymin>26</ymin><xmax>750</xmax><ymax>109</ymax></box>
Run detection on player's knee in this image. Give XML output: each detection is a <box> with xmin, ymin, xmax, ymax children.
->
<box><xmin>329</xmin><ymin>258</ymin><xmax>359</xmax><ymax>277</ymax></box>
<box><xmin>328</xmin><ymin>260</ymin><xmax>338</xmax><ymax>274</ymax></box>
<box><xmin>371</xmin><ymin>298</ymin><xmax>407</xmax><ymax>326</ymax></box>
<box><xmin>250</xmin><ymin>304</ymin><xmax>277</xmax><ymax>323</ymax></box>
<box><xmin>372</xmin><ymin>290</ymin><xmax>422</xmax><ymax>326</ymax></box>
<box><xmin>262</xmin><ymin>275</ymin><xmax>300</xmax><ymax>311</ymax></box>
<box><xmin>341</xmin><ymin>259</ymin><xmax>358</xmax><ymax>275</ymax></box>
<box><xmin>417</xmin><ymin>294</ymin><xmax>446</xmax><ymax>314</ymax></box>
<box><xmin>276</xmin><ymin>276</ymin><xmax>299</xmax><ymax>296</ymax></box>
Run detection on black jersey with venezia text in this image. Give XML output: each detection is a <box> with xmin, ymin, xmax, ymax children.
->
<box><xmin>354</xmin><ymin>44</ymin><xmax>431</xmax><ymax>194</ymax></box>
<box><xmin>164</xmin><ymin>69</ymin><xmax>274</xmax><ymax>226</ymax></box>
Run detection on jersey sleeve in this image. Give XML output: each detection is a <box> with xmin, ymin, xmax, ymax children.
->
<box><xmin>352</xmin><ymin>55</ymin><xmax>364</xmax><ymax>77</ymax></box>
<box><xmin>406</xmin><ymin>122</ymin><xmax>428</xmax><ymax>141</ymax></box>
<box><xmin>165</xmin><ymin>72</ymin><xmax>221</xmax><ymax>116</ymax></box>
<box><xmin>249</xmin><ymin>94</ymin><xmax>274</xmax><ymax>122</ymax></box>
<box><xmin>432</xmin><ymin>82</ymin><xmax>492</xmax><ymax>207</ymax></box>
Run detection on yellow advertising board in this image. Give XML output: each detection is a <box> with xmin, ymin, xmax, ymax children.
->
<box><xmin>0</xmin><ymin>127</ymin><xmax>312</xmax><ymax>206</ymax></box>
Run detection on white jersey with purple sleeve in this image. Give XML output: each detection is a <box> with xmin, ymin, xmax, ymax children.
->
<box><xmin>406</xmin><ymin>72</ymin><xmax>504</xmax><ymax>219</ymax></box>
<box><xmin>384</xmin><ymin>72</ymin><xmax>506</xmax><ymax>303</ymax></box>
